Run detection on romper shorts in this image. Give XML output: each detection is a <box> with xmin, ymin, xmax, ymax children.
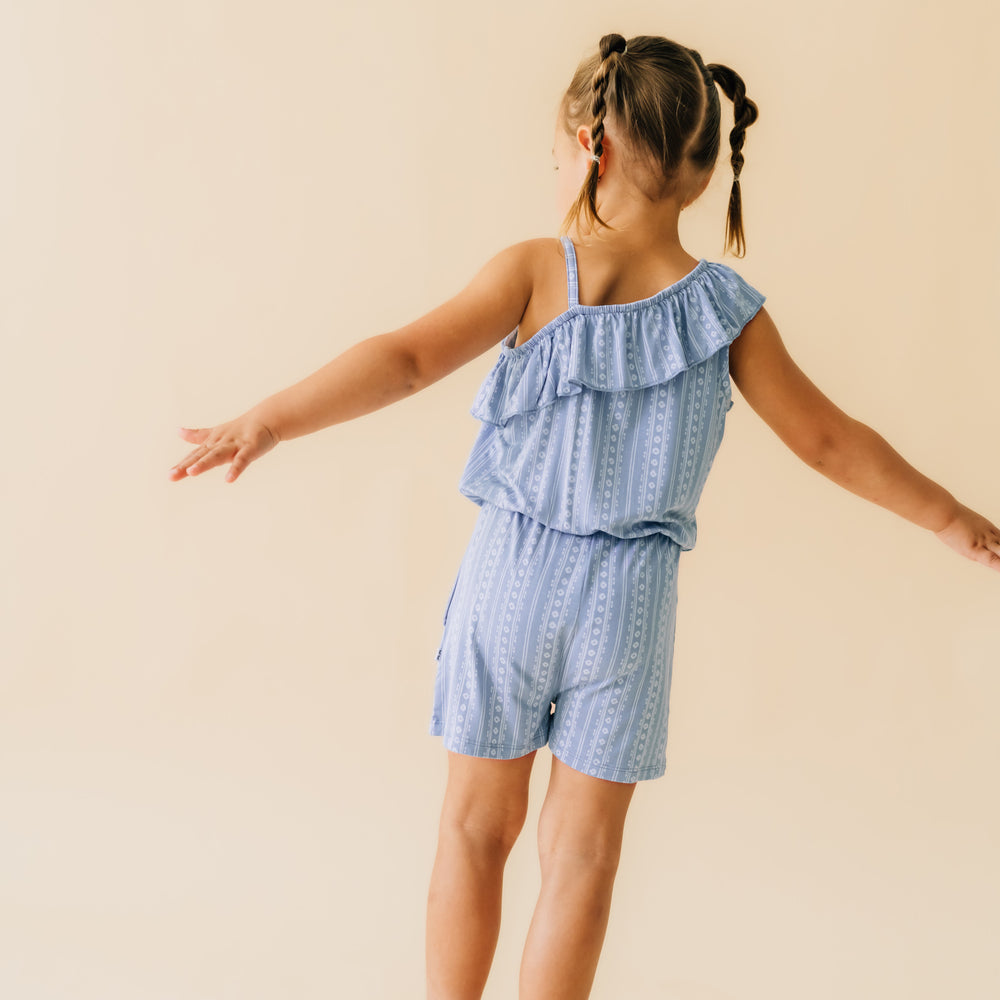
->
<box><xmin>428</xmin><ymin>501</ymin><xmax>682</xmax><ymax>783</ymax></box>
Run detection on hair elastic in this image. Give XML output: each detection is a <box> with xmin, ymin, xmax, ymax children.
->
<box><xmin>591</xmin><ymin>154</ymin><xmax>601</xmax><ymax>163</ymax></box>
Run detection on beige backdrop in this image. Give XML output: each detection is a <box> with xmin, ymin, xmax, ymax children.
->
<box><xmin>2</xmin><ymin>1</ymin><xmax>998</xmax><ymax>998</ymax></box>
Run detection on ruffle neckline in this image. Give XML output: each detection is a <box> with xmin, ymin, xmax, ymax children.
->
<box><xmin>471</xmin><ymin>239</ymin><xmax>765</xmax><ymax>427</ymax></box>
<box><xmin>500</xmin><ymin>257</ymin><xmax>711</xmax><ymax>354</ymax></box>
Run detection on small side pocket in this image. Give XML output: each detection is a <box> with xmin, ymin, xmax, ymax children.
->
<box><xmin>435</xmin><ymin>571</ymin><xmax>461</xmax><ymax>661</ymax></box>
<box><xmin>442</xmin><ymin>571</ymin><xmax>460</xmax><ymax>626</ymax></box>
<box><xmin>721</xmin><ymin>345</ymin><xmax>735</xmax><ymax>413</ymax></box>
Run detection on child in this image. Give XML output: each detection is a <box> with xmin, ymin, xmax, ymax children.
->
<box><xmin>169</xmin><ymin>31</ymin><xmax>1000</xmax><ymax>1000</ymax></box>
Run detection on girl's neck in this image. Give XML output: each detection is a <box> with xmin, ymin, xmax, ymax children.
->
<box><xmin>568</xmin><ymin>193</ymin><xmax>686</xmax><ymax>254</ymax></box>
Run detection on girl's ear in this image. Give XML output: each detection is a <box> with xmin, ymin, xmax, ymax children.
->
<box><xmin>682</xmin><ymin>168</ymin><xmax>714</xmax><ymax>209</ymax></box>
<box><xmin>576</xmin><ymin>125</ymin><xmax>607</xmax><ymax>177</ymax></box>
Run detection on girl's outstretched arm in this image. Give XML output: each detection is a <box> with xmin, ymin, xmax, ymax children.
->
<box><xmin>170</xmin><ymin>239</ymin><xmax>538</xmax><ymax>483</ymax></box>
<box><xmin>728</xmin><ymin>306</ymin><xmax>1000</xmax><ymax>572</ymax></box>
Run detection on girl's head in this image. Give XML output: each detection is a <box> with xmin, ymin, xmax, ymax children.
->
<box><xmin>557</xmin><ymin>33</ymin><xmax>759</xmax><ymax>257</ymax></box>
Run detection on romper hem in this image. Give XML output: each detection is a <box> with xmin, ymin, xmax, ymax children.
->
<box><xmin>549</xmin><ymin>743</ymin><xmax>667</xmax><ymax>783</ymax></box>
<box><xmin>428</xmin><ymin>722</ymin><xmax>667</xmax><ymax>783</ymax></box>
<box><xmin>428</xmin><ymin>725</ymin><xmax>551</xmax><ymax>760</ymax></box>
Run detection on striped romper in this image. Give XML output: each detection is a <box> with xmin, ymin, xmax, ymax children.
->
<box><xmin>429</xmin><ymin>236</ymin><xmax>766</xmax><ymax>782</ymax></box>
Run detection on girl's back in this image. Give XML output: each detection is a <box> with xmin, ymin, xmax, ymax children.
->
<box><xmin>459</xmin><ymin>234</ymin><xmax>766</xmax><ymax>550</ymax></box>
<box><xmin>512</xmin><ymin>237</ymin><xmax>704</xmax><ymax>347</ymax></box>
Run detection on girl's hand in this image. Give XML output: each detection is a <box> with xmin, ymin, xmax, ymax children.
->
<box><xmin>169</xmin><ymin>413</ymin><xmax>279</xmax><ymax>484</ymax></box>
<box><xmin>934</xmin><ymin>503</ymin><xmax>1000</xmax><ymax>572</ymax></box>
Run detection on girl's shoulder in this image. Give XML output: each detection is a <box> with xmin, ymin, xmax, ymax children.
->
<box><xmin>482</xmin><ymin>237</ymin><xmax>565</xmax><ymax>293</ymax></box>
<box><xmin>507</xmin><ymin>236</ymin><xmax>567</xmax><ymax>276</ymax></box>
<box><xmin>505</xmin><ymin>238</ymin><xmax>576</xmax><ymax>346</ymax></box>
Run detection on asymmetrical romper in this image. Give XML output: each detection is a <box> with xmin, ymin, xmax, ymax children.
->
<box><xmin>429</xmin><ymin>236</ymin><xmax>766</xmax><ymax>782</ymax></box>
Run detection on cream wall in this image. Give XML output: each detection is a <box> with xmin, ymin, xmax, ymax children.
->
<box><xmin>2</xmin><ymin>1</ymin><xmax>998</xmax><ymax>998</ymax></box>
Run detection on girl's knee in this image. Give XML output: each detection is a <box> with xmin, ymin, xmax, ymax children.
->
<box><xmin>536</xmin><ymin>828</ymin><xmax>625</xmax><ymax>878</ymax></box>
<box><xmin>440</xmin><ymin>812</ymin><xmax>527</xmax><ymax>857</ymax></box>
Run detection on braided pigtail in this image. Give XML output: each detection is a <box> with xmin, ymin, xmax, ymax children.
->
<box><xmin>705</xmin><ymin>63</ymin><xmax>758</xmax><ymax>257</ymax></box>
<box><xmin>561</xmin><ymin>32</ymin><xmax>628</xmax><ymax>236</ymax></box>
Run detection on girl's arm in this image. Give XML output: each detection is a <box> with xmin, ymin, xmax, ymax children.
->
<box><xmin>728</xmin><ymin>306</ymin><xmax>1000</xmax><ymax>572</ymax></box>
<box><xmin>254</xmin><ymin>239</ymin><xmax>537</xmax><ymax>438</ymax></box>
<box><xmin>170</xmin><ymin>239</ymin><xmax>538</xmax><ymax>482</ymax></box>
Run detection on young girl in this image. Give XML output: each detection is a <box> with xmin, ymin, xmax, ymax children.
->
<box><xmin>169</xmin><ymin>32</ymin><xmax>1000</xmax><ymax>1000</ymax></box>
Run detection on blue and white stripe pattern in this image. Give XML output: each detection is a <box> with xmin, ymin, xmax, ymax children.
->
<box><xmin>429</xmin><ymin>238</ymin><xmax>766</xmax><ymax>781</ymax></box>
<box><xmin>429</xmin><ymin>503</ymin><xmax>680</xmax><ymax>782</ymax></box>
<box><xmin>458</xmin><ymin>236</ymin><xmax>766</xmax><ymax>549</ymax></box>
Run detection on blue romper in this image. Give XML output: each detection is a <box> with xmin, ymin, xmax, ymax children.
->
<box><xmin>429</xmin><ymin>236</ymin><xmax>766</xmax><ymax>782</ymax></box>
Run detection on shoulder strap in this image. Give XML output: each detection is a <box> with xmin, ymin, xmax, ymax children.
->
<box><xmin>559</xmin><ymin>236</ymin><xmax>579</xmax><ymax>307</ymax></box>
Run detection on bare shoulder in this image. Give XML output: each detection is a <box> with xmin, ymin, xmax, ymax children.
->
<box><xmin>474</xmin><ymin>237</ymin><xmax>556</xmax><ymax>297</ymax></box>
<box><xmin>495</xmin><ymin>235</ymin><xmax>560</xmax><ymax>261</ymax></box>
<box><xmin>513</xmin><ymin>236</ymin><xmax>565</xmax><ymax>273</ymax></box>
<box><xmin>501</xmin><ymin>237</ymin><xmax>572</xmax><ymax>345</ymax></box>
<box><xmin>514</xmin><ymin>236</ymin><xmax>568</xmax><ymax>270</ymax></box>
<box><xmin>382</xmin><ymin>236</ymin><xmax>541</xmax><ymax>389</ymax></box>
<box><xmin>521</xmin><ymin>235</ymin><xmax>566</xmax><ymax>256</ymax></box>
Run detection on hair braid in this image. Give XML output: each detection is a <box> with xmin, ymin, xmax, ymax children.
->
<box><xmin>706</xmin><ymin>62</ymin><xmax>759</xmax><ymax>256</ymax></box>
<box><xmin>564</xmin><ymin>32</ymin><xmax>627</xmax><ymax>235</ymax></box>
<box><xmin>559</xmin><ymin>36</ymin><xmax>760</xmax><ymax>254</ymax></box>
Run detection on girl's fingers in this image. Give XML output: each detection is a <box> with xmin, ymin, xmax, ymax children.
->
<box><xmin>971</xmin><ymin>531</ymin><xmax>1000</xmax><ymax>570</ymax></box>
<box><xmin>226</xmin><ymin>448</ymin><xmax>250</xmax><ymax>483</ymax></box>
<box><xmin>173</xmin><ymin>443</ymin><xmax>214</xmax><ymax>475</ymax></box>
<box><xmin>171</xmin><ymin>429</ymin><xmax>218</xmax><ymax>475</ymax></box>
<box><xmin>978</xmin><ymin>548</ymin><xmax>1000</xmax><ymax>572</ymax></box>
<box><xmin>980</xmin><ymin>524</ymin><xmax>1000</xmax><ymax>555</ymax></box>
<box><xmin>187</xmin><ymin>442</ymin><xmax>230</xmax><ymax>475</ymax></box>
<box><xmin>170</xmin><ymin>418</ymin><xmax>275</xmax><ymax>482</ymax></box>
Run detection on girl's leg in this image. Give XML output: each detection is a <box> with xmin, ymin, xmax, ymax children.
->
<box><xmin>426</xmin><ymin>748</ymin><xmax>537</xmax><ymax>1000</ymax></box>
<box><xmin>519</xmin><ymin>754</ymin><xmax>637</xmax><ymax>1000</ymax></box>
